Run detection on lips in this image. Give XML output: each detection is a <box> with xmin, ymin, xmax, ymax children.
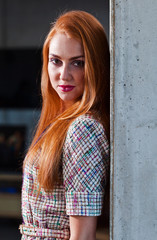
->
<box><xmin>59</xmin><ymin>85</ymin><xmax>75</xmax><ymax>92</ymax></box>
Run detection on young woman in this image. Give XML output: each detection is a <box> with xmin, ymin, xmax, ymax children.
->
<box><xmin>19</xmin><ymin>10</ymin><xmax>110</xmax><ymax>240</ymax></box>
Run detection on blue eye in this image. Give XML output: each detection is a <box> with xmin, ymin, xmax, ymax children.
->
<box><xmin>73</xmin><ymin>60</ymin><xmax>85</xmax><ymax>67</ymax></box>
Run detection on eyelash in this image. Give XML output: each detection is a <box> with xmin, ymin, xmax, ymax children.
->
<box><xmin>73</xmin><ymin>60</ymin><xmax>85</xmax><ymax>67</ymax></box>
<box><xmin>49</xmin><ymin>58</ymin><xmax>85</xmax><ymax>68</ymax></box>
<box><xmin>49</xmin><ymin>58</ymin><xmax>61</xmax><ymax>65</ymax></box>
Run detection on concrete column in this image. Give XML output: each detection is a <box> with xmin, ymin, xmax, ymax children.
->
<box><xmin>110</xmin><ymin>0</ymin><xmax>157</xmax><ymax>239</ymax></box>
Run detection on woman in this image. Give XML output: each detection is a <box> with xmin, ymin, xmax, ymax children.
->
<box><xmin>19</xmin><ymin>10</ymin><xmax>110</xmax><ymax>240</ymax></box>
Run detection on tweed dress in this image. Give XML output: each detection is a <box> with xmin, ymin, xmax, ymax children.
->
<box><xmin>20</xmin><ymin>114</ymin><xmax>110</xmax><ymax>239</ymax></box>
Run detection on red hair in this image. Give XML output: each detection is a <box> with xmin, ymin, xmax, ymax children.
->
<box><xmin>24</xmin><ymin>10</ymin><xmax>110</xmax><ymax>191</ymax></box>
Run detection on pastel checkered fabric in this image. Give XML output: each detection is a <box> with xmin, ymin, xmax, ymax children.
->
<box><xmin>20</xmin><ymin>114</ymin><xmax>109</xmax><ymax>239</ymax></box>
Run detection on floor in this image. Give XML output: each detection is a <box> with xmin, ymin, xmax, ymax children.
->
<box><xmin>0</xmin><ymin>218</ymin><xmax>109</xmax><ymax>240</ymax></box>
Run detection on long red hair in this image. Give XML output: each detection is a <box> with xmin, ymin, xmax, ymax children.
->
<box><xmin>24</xmin><ymin>10</ymin><xmax>110</xmax><ymax>191</ymax></box>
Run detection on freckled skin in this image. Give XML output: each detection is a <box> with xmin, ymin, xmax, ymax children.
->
<box><xmin>48</xmin><ymin>33</ymin><xmax>85</xmax><ymax>109</ymax></box>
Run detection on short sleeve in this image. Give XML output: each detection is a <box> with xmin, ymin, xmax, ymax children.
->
<box><xmin>62</xmin><ymin>115</ymin><xmax>109</xmax><ymax>216</ymax></box>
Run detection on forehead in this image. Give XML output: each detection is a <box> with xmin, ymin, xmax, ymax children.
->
<box><xmin>49</xmin><ymin>32</ymin><xmax>84</xmax><ymax>57</ymax></box>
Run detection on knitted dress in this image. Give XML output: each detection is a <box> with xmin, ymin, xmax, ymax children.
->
<box><xmin>20</xmin><ymin>114</ymin><xmax>110</xmax><ymax>239</ymax></box>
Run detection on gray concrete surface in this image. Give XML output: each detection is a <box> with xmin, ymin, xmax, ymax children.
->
<box><xmin>110</xmin><ymin>0</ymin><xmax>157</xmax><ymax>239</ymax></box>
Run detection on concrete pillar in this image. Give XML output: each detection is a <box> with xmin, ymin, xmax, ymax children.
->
<box><xmin>110</xmin><ymin>0</ymin><xmax>157</xmax><ymax>239</ymax></box>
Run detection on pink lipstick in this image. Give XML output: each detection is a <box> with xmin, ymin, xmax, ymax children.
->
<box><xmin>59</xmin><ymin>85</ymin><xmax>75</xmax><ymax>92</ymax></box>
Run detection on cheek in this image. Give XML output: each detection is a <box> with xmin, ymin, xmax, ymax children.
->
<box><xmin>48</xmin><ymin>71</ymin><xmax>55</xmax><ymax>89</ymax></box>
<box><xmin>75</xmin><ymin>70</ymin><xmax>85</xmax><ymax>84</ymax></box>
<box><xmin>79</xmin><ymin>73</ymin><xmax>85</xmax><ymax>88</ymax></box>
<box><xmin>48</xmin><ymin>66</ymin><xmax>57</xmax><ymax>82</ymax></box>
<box><xmin>48</xmin><ymin>64</ymin><xmax>53</xmax><ymax>78</ymax></box>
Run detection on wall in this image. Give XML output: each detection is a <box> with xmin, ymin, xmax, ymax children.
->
<box><xmin>110</xmin><ymin>0</ymin><xmax>157</xmax><ymax>239</ymax></box>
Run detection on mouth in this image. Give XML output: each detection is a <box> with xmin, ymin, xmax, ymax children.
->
<box><xmin>58</xmin><ymin>85</ymin><xmax>75</xmax><ymax>92</ymax></box>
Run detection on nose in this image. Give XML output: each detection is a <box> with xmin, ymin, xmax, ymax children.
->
<box><xmin>60</xmin><ymin>64</ymin><xmax>71</xmax><ymax>81</ymax></box>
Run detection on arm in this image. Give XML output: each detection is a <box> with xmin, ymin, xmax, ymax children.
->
<box><xmin>63</xmin><ymin>116</ymin><xmax>110</xmax><ymax>239</ymax></box>
<box><xmin>69</xmin><ymin>216</ymin><xmax>97</xmax><ymax>240</ymax></box>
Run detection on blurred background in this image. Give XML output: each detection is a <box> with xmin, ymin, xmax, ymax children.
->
<box><xmin>0</xmin><ymin>0</ymin><xmax>109</xmax><ymax>239</ymax></box>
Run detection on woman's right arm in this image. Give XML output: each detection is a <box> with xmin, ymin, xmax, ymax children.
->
<box><xmin>62</xmin><ymin>116</ymin><xmax>109</xmax><ymax>240</ymax></box>
<box><xmin>69</xmin><ymin>215</ymin><xmax>97</xmax><ymax>240</ymax></box>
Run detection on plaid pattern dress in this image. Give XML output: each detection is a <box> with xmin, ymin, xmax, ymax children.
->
<box><xmin>20</xmin><ymin>114</ymin><xmax>109</xmax><ymax>239</ymax></box>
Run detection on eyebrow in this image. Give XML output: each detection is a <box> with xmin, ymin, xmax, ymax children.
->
<box><xmin>49</xmin><ymin>54</ymin><xmax>84</xmax><ymax>60</ymax></box>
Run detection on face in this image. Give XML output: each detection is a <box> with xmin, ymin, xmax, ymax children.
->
<box><xmin>48</xmin><ymin>32</ymin><xmax>85</xmax><ymax>109</ymax></box>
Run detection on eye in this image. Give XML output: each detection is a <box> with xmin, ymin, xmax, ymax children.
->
<box><xmin>49</xmin><ymin>58</ymin><xmax>62</xmax><ymax>65</ymax></box>
<box><xmin>73</xmin><ymin>60</ymin><xmax>85</xmax><ymax>68</ymax></box>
